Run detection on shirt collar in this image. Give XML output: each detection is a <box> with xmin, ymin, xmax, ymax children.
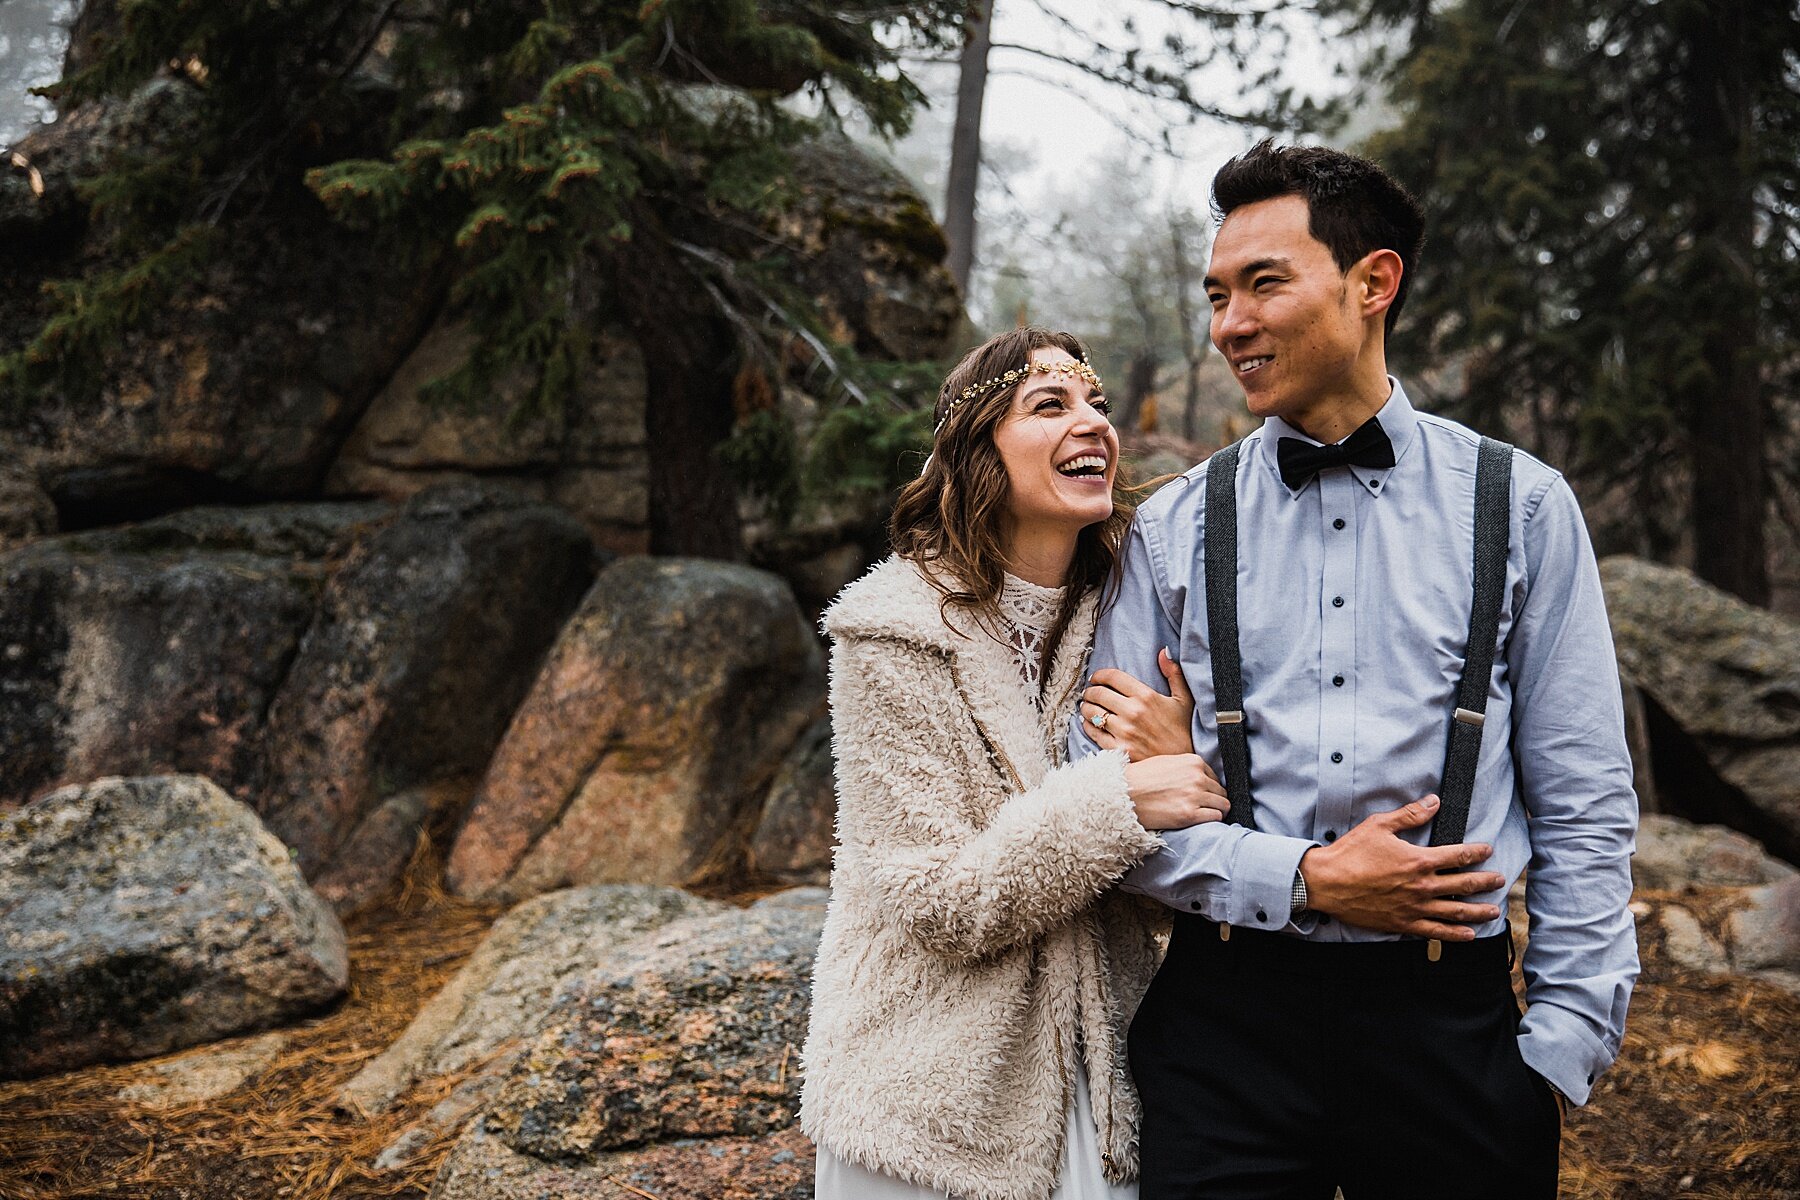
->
<box><xmin>1255</xmin><ymin>376</ymin><xmax>1420</xmax><ymax>499</ymax></box>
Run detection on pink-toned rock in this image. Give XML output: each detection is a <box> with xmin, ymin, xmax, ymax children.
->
<box><xmin>0</xmin><ymin>488</ymin><xmax>597</xmax><ymax>911</ymax></box>
<box><xmin>747</xmin><ymin>716</ymin><xmax>836</xmax><ymax>885</ymax></box>
<box><xmin>482</xmin><ymin>899</ymin><xmax>822</xmax><ymax>1159</ymax></box>
<box><xmin>324</xmin><ymin>320</ymin><xmax>651</xmax><ymax>557</ymax></box>
<box><xmin>446</xmin><ymin>558</ymin><xmax>823</xmax><ymax>902</ymax></box>
<box><xmin>340</xmin><ymin>884</ymin><xmax>723</xmax><ymax>1119</ymax></box>
<box><xmin>432</xmin><ymin>1122</ymin><xmax>814</xmax><ymax>1200</ymax></box>
<box><xmin>257</xmin><ymin>485</ymin><xmax>599</xmax><ymax>905</ymax></box>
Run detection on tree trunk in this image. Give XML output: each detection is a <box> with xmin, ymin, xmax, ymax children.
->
<box><xmin>1111</xmin><ymin>280</ymin><xmax>1159</xmax><ymax>432</ymax></box>
<box><xmin>1115</xmin><ymin>349</ymin><xmax>1157</xmax><ymax>433</ymax></box>
<box><xmin>1169</xmin><ymin>214</ymin><xmax>1204</xmax><ymax>442</ymax></box>
<box><xmin>613</xmin><ymin>241</ymin><xmax>746</xmax><ymax>561</ymax></box>
<box><xmin>944</xmin><ymin>0</ymin><xmax>994</xmax><ymax>298</ymax></box>
<box><xmin>1681</xmin><ymin>0</ymin><xmax>1767</xmax><ymax>605</ymax></box>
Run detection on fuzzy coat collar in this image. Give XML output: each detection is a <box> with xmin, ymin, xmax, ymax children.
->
<box><xmin>825</xmin><ymin>555</ymin><xmax>1099</xmax><ymax>790</ymax></box>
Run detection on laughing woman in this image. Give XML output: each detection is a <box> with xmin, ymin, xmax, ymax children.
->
<box><xmin>800</xmin><ymin>327</ymin><xmax>1227</xmax><ymax>1200</ymax></box>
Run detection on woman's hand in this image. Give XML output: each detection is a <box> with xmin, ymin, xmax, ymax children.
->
<box><xmin>1124</xmin><ymin>754</ymin><xmax>1229</xmax><ymax>830</ymax></box>
<box><xmin>1081</xmin><ymin>648</ymin><xmax>1196</xmax><ymax>760</ymax></box>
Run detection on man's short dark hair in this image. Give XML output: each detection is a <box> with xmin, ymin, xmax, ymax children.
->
<box><xmin>1212</xmin><ymin>139</ymin><xmax>1426</xmax><ymax>335</ymax></box>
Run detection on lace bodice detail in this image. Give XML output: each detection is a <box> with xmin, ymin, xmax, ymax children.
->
<box><xmin>999</xmin><ymin>573</ymin><xmax>1067</xmax><ymax>702</ymax></box>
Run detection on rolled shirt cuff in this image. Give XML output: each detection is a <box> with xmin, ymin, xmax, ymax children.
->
<box><xmin>1518</xmin><ymin>1003</ymin><xmax>1615</xmax><ymax>1106</ymax></box>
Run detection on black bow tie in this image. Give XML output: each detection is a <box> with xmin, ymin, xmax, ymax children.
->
<box><xmin>1277</xmin><ymin>418</ymin><xmax>1396</xmax><ymax>490</ymax></box>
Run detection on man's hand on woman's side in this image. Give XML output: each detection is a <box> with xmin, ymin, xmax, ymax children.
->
<box><xmin>1297</xmin><ymin>796</ymin><xmax>1507</xmax><ymax>939</ymax></box>
<box><xmin>1081</xmin><ymin>657</ymin><xmax>1502</xmax><ymax>935</ymax></box>
<box><xmin>1082</xmin><ymin>648</ymin><xmax>1195</xmax><ymax>759</ymax></box>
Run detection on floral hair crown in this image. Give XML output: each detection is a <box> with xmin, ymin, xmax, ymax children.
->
<box><xmin>935</xmin><ymin>353</ymin><xmax>1103</xmax><ymax>433</ymax></box>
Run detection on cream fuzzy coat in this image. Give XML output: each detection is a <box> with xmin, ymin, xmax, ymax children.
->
<box><xmin>800</xmin><ymin>556</ymin><xmax>1169</xmax><ymax>1200</ymax></box>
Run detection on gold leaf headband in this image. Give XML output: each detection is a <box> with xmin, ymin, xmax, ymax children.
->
<box><xmin>935</xmin><ymin>354</ymin><xmax>1104</xmax><ymax>434</ymax></box>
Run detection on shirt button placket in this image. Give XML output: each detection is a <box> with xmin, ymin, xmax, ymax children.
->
<box><xmin>1318</xmin><ymin>470</ymin><xmax>1358</xmax><ymax>936</ymax></box>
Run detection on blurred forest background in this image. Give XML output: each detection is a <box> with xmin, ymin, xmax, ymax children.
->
<box><xmin>2</xmin><ymin>3</ymin><xmax>1799</xmax><ymax>1200</ymax></box>
<box><xmin>3</xmin><ymin>0</ymin><xmax>1796</xmax><ymax>607</ymax></box>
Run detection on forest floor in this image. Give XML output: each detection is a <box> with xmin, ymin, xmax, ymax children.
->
<box><xmin>2</xmin><ymin>843</ymin><xmax>1795</xmax><ymax>1200</ymax></box>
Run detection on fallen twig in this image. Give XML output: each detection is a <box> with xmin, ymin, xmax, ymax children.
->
<box><xmin>607</xmin><ymin>1176</ymin><xmax>664</xmax><ymax>1200</ymax></box>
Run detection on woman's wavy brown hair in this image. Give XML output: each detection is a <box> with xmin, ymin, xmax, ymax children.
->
<box><xmin>889</xmin><ymin>326</ymin><xmax>1139</xmax><ymax>694</ymax></box>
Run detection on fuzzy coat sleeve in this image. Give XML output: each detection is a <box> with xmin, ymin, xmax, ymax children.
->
<box><xmin>829</xmin><ymin>635</ymin><xmax>1161</xmax><ymax>963</ymax></box>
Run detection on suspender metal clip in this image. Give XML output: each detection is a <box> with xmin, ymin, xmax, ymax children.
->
<box><xmin>1427</xmin><ymin>939</ymin><xmax>1443</xmax><ymax>962</ymax></box>
<box><xmin>1216</xmin><ymin>710</ymin><xmax>1244</xmax><ymax>726</ymax></box>
<box><xmin>1453</xmin><ymin>707</ymin><xmax>1486</xmax><ymax>728</ymax></box>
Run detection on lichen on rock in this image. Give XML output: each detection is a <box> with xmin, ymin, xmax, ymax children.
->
<box><xmin>480</xmin><ymin>900</ymin><xmax>824</xmax><ymax>1161</ymax></box>
<box><xmin>0</xmin><ymin>774</ymin><xmax>346</xmax><ymax>1079</ymax></box>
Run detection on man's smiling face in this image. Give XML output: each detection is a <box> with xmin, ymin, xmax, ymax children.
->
<box><xmin>1206</xmin><ymin>194</ymin><xmax>1371</xmax><ymax>429</ymax></box>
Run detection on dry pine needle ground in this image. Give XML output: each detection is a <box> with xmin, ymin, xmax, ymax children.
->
<box><xmin>0</xmin><ymin>835</ymin><xmax>506</xmax><ymax>1200</ymax></box>
<box><xmin>1</xmin><ymin>858</ymin><xmax>1796</xmax><ymax>1200</ymax></box>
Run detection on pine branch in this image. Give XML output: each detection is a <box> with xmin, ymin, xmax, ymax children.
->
<box><xmin>199</xmin><ymin>0</ymin><xmax>408</xmax><ymax>226</ymax></box>
<box><xmin>670</xmin><ymin>237</ymin><xmax>879</xmax><ymax>409</ymax></box>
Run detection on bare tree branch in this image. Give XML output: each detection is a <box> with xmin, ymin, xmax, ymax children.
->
<box><xmin>989</xmin><ymin>41</ymin><xmax>1267</xmax><ymax>124</ymax></box>
<box><xmin>670</xmin><ymin>238</ymin><xmax>880</xmax><ymax>409</ymax></box>
<box><xmin>982</xmin><ymin>67</ymin><xmax>1182</xmax><ymax>153</ymax></box>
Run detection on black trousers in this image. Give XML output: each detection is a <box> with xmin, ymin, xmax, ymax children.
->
<box><xmin>1130</xmin><ymin>918</ymin><xmax>1561</xmax><ymax>1200</ymax></box>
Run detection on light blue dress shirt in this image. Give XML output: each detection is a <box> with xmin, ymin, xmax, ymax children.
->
<box><xmin>1069</xmin><ymin>380</ymin><xmax>1638</xmax><ymax>1105</ymax></box>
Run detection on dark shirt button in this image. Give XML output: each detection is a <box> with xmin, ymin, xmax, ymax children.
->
<box><xmin>1332</xmin><ymin>596</ymin><xmax>1345</xmax><ymax>608</ymax></box>
<box><xmin>1333</xmin><ymin>518</ymin><xmax>1346</xmax><ymax>530</ymax></box>
<box><xmin>1370</xmin><ymin>479</ymin><xmax>1381</xmax><ymax>489</ymax></box>
<box><xmin>1587</xmin><ymin>1073</ymin><xmax>1595</xmax><ymax>1084</ymax></box>
<box><xmin>1324</xmin><ymin>830</ymin><xmax>1337</xmax><ymax>842</ymax></box>
<box><xmin>1330</xmin><ymin>751</ymin><xmax>1344</xmax><ymax>764</ymax></box>
<box><xmin>1190</xmin><ymin>901</ymin><xmax>1202</xmax><ymax>911</ymax></box>
<box><xmin>1333</xmin><ymin>674</ymin><xmax>1345</xmax><ymax>687</ymax></box>
<box><xmin>1256</xmin><ymin>910</ymin><xmax>1268</xmax><ymax>923</ymax></box>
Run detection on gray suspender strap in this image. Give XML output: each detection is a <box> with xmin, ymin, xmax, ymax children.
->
<box><xmin>1204</xmin><ymin>440</ymin><xmax>1256</xmax><ymax>829</ymax></box>
<box><xmin>1429</xmin><ymin>436</ymin><xmax>1514</xmax><ymax>847</ymax></box>
<box><xmin>1203</xmin><ymin>434</ymin><xmax>1511</xmax><ymax>845</ymax></box>
<box><xmin>1199</xmin><ymin>434</ymin><xmax>1507</xmax><ymax>947</ymax></box>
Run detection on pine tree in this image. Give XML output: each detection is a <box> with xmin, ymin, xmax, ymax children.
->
<box><xmin>6</xmin><ymin>0</ymin><xmax>966</xmax><ymax>556</ymax></box>
<box><xmin>1342</xmin><ymin>0</ymin><xmax>1799</xmax><ymax>603</ymax></box>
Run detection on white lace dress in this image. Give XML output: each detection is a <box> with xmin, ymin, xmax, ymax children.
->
<box><xmin>995</xmin><ymin>571</ymin><xmax>1062</xmax><ymax>703</ymax></box>
<box><xmin>813</xmin><ymin>573</ymin><xmax>1139</xmax><ymax>1200</ymax></box>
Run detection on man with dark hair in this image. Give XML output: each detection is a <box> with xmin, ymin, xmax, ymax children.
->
<box><xmin>1208</xmin><ymin>140</ymin><xmax>1424</xmax><ymax>334</ymax></box>
<box><xmin>1071</xmin><ymin>139</ymin><xmax>1638</xmax><ymax>1198</ymax></box>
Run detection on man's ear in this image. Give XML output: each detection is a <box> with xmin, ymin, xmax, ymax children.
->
<box><xmin>1356</xmin><ymin>249</ymin><xmax>1405</xmax><ymax>323</ymax></box>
